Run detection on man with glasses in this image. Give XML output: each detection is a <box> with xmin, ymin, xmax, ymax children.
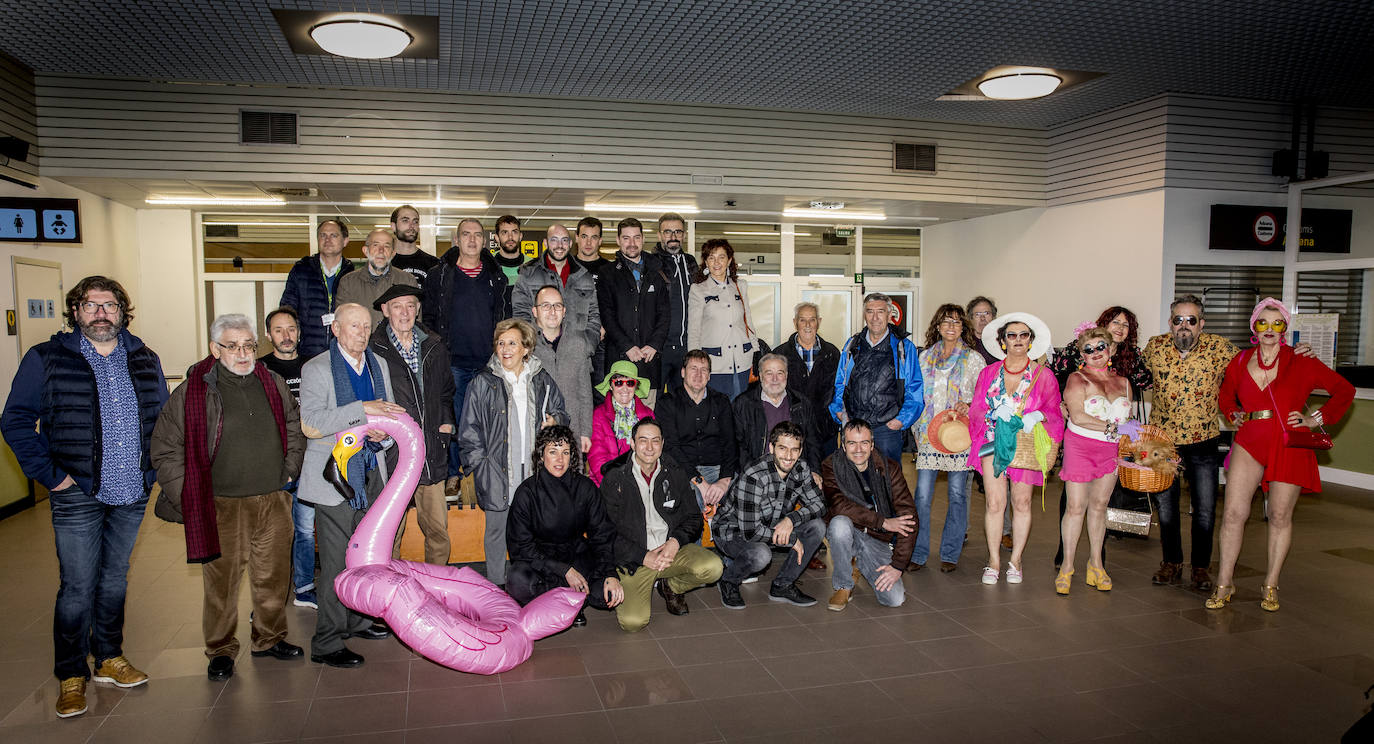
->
<box><xmin>830</xmin><ymin>293</ymin><xmax>924</xmax><ymax>464</ymax></box>
<box><xmin>388</xmin><ymin>204</ymin><xmax>440</xmax><ymax>289</ymax></box>
<box><xmin>531</xmin><ymin>285</ymin><xmax>594</xmax><ymax>453</ymax></box>
<box><xmin>2</xmin><ymin>276</ymin><xmax>168</xmax><ymax>717</ymax></box>
<box><xmin>152</xmin><ymin>314</ymin><xmax>307</xmax><ymax>682</ymax></box>
<box><xmin>280</xmin><ymin>219</ymin><xmax>357</xmax><ymax>360</ymax></box>
<box><xmin>966</xmin><ymin>296</ymin><xmax>999</xmax><ymax>365</ymax></box>
<box><xmin>822</xmin><ymin>419</ymin><xmax>916</xmax><ymax>611</ymax></box>
<box><xmin>1141</xmin><ymin>294</ymin><xmax>1238</xmax><ymax>591</ymax></box>
<box><xmin>336</xmin><ymin>228</ymin><xmax>419</xmax><ymax>328</ymax></box>
<box><xmin>651</xmin><ymin>213</ymin><xmax>698</xmax><ymax>392</ymax></box>
<box><xmin>513</xmin><ymin>223</ymin><xmax>601</xmax><ymax>348</ymax></box>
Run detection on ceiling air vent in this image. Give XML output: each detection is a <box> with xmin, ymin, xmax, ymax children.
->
<box><xmin>893</xmin><ymin>142</ymin><xmax>936</xmax><ymax>173</ymax></box>
<box><xmin>205</xmin><ymin>225</ymin><xmax>239</xmax><ymax>238</ymax></box>
<box><xmin>240</xmin><ymin>111</ymin><xmax>298</xmax><ymax>145</ymax></box>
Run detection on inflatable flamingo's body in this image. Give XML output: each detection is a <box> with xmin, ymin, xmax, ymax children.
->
<box><xmin>330</xmin><ymin>413</ymin><xmax>585</xmax><ymax>675</ymax></box>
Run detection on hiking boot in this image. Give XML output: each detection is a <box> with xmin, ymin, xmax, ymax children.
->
<box><xmin>1151</xmin><ymin>561</ymin><xmax>1183</xmax><ymax>585</ymax></box>
<box><xmin>1191</xmin><ymin>566</ymin><xmax>1213</xmax><ymax>592</ymax></box>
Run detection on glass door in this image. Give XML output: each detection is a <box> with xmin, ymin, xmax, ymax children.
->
<box><xmin>800</xmin><ymin>282</ymin><xmax>861</xmax><ymax>348</ymax></box>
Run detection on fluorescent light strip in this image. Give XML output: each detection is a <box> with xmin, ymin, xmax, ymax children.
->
<box><xmin>148</xmin><ymin>197</ymin><xmax>286</xmax><ymax>206</ymax></box>
<box><xmin>584</xmin><ymin>204</ymin><xmax>701</xmax><ymax>215</ymax></box>
<box><xmin>373</xmin><ymin>223</ymin><xmax>456</xmax><ymax>229</ymax></box>
<box><xmin>783</xmin><ymin>208</ymin><xmax>886</xmax><ymax>221</ymax></box>
<box><xmin>359</xmin><ymin>199</ymin><xmax>489</xmax><ymax>209</ymax></box>
<box><xmin>723</xmin><ymin>231</ymin><xmax>811</xmax><ymax>237</ymax></box>
<box><xmin>203</xmin><ymin>221</ymin><xmax>310</xmax><ymax>226</ymax></box>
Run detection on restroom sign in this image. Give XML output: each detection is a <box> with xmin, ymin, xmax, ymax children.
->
<box><xmin>0</xmin><ymin>197</ymin><xmax>82</xmax><ymax>243</ymax></box>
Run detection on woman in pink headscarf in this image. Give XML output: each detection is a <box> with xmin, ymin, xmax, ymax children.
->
<box><xmin>1208</xmin><ymin>298</ymin><xmax>1354</xmax><ymax>613</ymax></box>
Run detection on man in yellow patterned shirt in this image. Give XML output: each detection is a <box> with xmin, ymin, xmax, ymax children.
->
<box><xmin>1141</xmin><ymin>295</ymin><xmax>1237</xmax><ymax>592</ymax></box>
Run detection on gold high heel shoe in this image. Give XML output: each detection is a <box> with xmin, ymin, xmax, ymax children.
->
<box><xmin>1259</xmin><ymin>585</ymin><xmax>1280</xmax><ymax>612</ymax></box>
<box><xmin>1085</xmin><ymin>563</ymin><xmax>1112</xmax><ymax>591</ymax></box>
<box><xmin>1204</xmin><ymin>585</ymin><xmax>1234</xmax><ymax>609</ymax></box>
<box><xmin>1054</xmin><ymin>569</ymin><xmax>1073</xmax><ymax>596</ymax></box>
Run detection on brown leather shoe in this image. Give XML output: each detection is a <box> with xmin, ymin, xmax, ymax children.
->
<box><xmin>1152</xmin><ymin>561</ymin><xmax>1183</xmax><ymax>585</ymax></box>
<box><xmin>56</xmin><ymin>677</ymin><xmax>87</xmax><ymax>718</ymax></box>
<box><xmin>1191</xmin><ymin>566</ymin><xmax>1214</xmax><ymax>592</ymax></box>
<box><xmin>807</xmin><ymin>556</ymin><xmax>826</xmax><ymax>571</ymax></box>
<box><xmin>1000</xmin><ymin>534</ymin><xmax>1014</xmax><ymax>551</ymax></box>
<box><xmin>656</xmin><ymin>579</ymin><xmax>689</xmax><ymax>616</ymax></box>
<box><xmin>827</xmin><ymin>587</ymin><xmax>852</xmax><ymax>612</ymax></box>
<box><xmin>905</xmin><ymin>562</ymin><xmax>924</xmax><ymax>572</ymax></box>
<box><xmin>940</xmin><ymin>561</ymin><xmax>957</xmax><ymax>573</ymax></box>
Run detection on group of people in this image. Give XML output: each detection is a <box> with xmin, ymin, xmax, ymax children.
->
<box><xmin>0</xmin><ymin>210</ymin><xmax>1356</xmax><ymax>719</ymax></box>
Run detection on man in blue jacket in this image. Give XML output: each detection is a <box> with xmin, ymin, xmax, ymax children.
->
<box><xmin>1</xmin><ymin>276</ymin><xmax>168</xmax><ymax>719</ymax></box>
<box><xmin>279</xmin><ymin>219</ymin><xmax>357</xmax><ymax>360</ymax></box>
<box><xmin>829</xmin><ymin>293</ymin><xmax>923</xmax><ymax>464</ymax></box>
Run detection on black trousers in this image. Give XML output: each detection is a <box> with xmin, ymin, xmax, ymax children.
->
<box><xmin>506</xmin><ymin>550</ymin><xmax>611</xmax><ymax>610</ymax></box>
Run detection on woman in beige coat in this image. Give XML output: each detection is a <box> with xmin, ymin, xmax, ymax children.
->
<box><xmin>687</xmin><ymin>238</ymin><xmax>758</xmax><ymax>400</ymax></box>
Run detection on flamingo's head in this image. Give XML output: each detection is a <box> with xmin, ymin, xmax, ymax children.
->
<box><xmin>331</xmin><ymin>430</ymin><xmax>365</xmax><ymax>475</ymax></box>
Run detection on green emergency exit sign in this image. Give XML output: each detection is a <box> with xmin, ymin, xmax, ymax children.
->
<box><xmin>854</xmin><ymin>273</ymin><xmax>863</xmax><ymax>284</ymax></box>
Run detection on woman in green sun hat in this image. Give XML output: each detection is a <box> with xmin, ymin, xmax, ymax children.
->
<box><xmin>587</xmin><ymin>360</ymin><xmax>654</xmax><ymax>486</ymax></box>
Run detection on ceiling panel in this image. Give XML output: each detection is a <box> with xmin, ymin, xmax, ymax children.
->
<box><xmin>1</xmin><ymin>1</ymin><xmax>1370</xmax><ymax>128</ymax></box>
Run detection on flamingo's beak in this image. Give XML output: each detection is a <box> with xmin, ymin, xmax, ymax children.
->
<box><xmin>331</xmin><ymin>431</ymin><xmax>364</xmax><ymax>475</ymax></box>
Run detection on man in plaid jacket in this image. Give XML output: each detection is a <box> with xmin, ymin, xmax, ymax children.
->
<box><xmin>712</xmin><ymin>421</ymin><xmax>826</xmax><ymax>609</ymax></box>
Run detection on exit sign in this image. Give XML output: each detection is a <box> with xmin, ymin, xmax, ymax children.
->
<box><xmin>834</xmin><ymin>227</ymin><xmax>855</xmax><ymax>238</ymax></box>
<box><xmin>854</xmin><ymin>272</ymin><xmax>863</xmax><ymax>284</ymax></box>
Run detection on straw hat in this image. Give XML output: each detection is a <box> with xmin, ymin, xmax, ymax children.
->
<box><xmin>927</xmin><ymin>409</ymin><xmax>971</xmax><ymax>455</ymax></box>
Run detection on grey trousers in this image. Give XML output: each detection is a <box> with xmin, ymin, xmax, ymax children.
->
<box><xmin>311</xmin><ymin>501</ymin><xmax>375</xmax><ymax>656</ymax></box>
<box><xmin>482</xmin><ymin>506</ymin><xmax>509</xmax><ymax>585</ymax></box>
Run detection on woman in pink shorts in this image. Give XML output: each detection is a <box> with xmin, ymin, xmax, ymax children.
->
<box><xmin>1056</xmin><ymin>327</ymin><xmax>1136</xmax><ymax>595</ymax></box>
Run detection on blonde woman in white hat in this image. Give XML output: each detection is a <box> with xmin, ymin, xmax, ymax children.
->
<box><xmin>911</xmin><ymin>303</ymin><xmax>985</xmax><ymax>572</ymax></box>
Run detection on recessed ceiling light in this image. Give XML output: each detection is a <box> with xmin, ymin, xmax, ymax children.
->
<box><xmin>310</xmin><ymin>20</ymin><xmax>412</xmax><ymax>59</ymax></box>
<box><xmin>585</xmin><ymin>204</ymin><xmax>701</xmax><ymax>215</ymax></box>
<box><xmin>784</xmin><ymin>208</ymin><xmax>886</xmax><ymax>221</ymax></box>
<box><xmin>147</xmin><ymin>197</ymin><xmax>286</xmax><ymax>206</ymax></box>
<box><xmin>976</xmin><ymin>73</ymin><xmax>1062</xmax><ymax>100</ymax></box>
<box><xmin>358</xmin><ymin>199</ymin><xmax>489</xmax><ymax>209</ymax></box>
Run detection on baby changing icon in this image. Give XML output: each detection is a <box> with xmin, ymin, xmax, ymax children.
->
<box><xmin>43</xmin><ymin>209</ymin><xmax>75</xmax><ymax>239</ymax></box>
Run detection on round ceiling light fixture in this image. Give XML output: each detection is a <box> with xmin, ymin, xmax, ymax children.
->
<box><xmin>976</xmin><ymin>72</ymin><xmax>1063</xmax><ymax>100</ymax></box>
<box><xmin>310</xmin><ymin>19</ymin><xmax>413</xmax><ymax>59</ymax></box>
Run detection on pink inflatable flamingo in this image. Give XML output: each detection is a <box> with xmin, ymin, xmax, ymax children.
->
<box><xmin>329</xmin><ymin>413</ymin><xmax>585</xmax><ymax>674</ymax></box>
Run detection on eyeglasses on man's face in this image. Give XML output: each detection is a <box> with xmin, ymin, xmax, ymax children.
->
<box><xmin>79</xmin><ymin>301</ymin><xmax>121</xmax><ymax>315</ymax></box>
<box><xmin>215</xmin><ymin>341</ymin><xmax>258</xmax><ymax>354</ymax></box>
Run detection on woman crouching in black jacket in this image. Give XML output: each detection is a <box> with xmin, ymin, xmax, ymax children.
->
<box><xmin>506</xmin><ymin>425</ymin><xmax>624</xmax><ymax>626</ymax></box>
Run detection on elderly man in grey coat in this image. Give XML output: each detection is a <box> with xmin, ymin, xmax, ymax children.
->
<box><xmin>530</xmin><ymin>285</ymin><xmax>594</xmax><ymax>453</ymax></box>
<box><xmin>297</xmin><ymin>303</ymin><xmax>408</xmax><ymax>669</ymax></box>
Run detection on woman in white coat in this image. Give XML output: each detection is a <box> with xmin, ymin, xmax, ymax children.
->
<box><xmin>687</xmin><ymin>238</ymin><xmax>758</xmax><ymax>400</ymax></box>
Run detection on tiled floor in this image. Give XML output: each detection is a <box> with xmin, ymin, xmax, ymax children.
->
<box><xmin>3</xmin><ymin>470</ymin><xmax>1373</xmax><ymax>743</ymax></box>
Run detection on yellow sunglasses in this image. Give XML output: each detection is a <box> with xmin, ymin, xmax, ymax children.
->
<box><xmin>1253</xmin><ymin>319</ymin><xmax>1287</xmax><ymax>333</ymax></box>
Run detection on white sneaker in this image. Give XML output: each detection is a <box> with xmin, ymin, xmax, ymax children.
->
<box><xmin>981</xmin><ymin>566</ymin><xmax>998</xmax><ymax>585</ymax></box>
<box><xmin>1006</xmin><ymin>564</ymin><xmax>1023</xmax><ymax>584</ymax></box>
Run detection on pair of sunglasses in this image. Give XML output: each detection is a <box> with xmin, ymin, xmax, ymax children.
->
<box><xmin>1004</xmin><ymin>331</ymin><xmax>1031</xmax><ymax>340</ymax></box>
<box><xmin>1081</xmin><ymin>342</ymin><xmax>1110</xmax><ymax>355</ymax></box>
<box><xmin>1253</xmin><ymin>319</ymin><xmax>1287</xmax><ymax>333</ymax></box>
<box><xmin>612</xmin><ymin>378</ymin><xmax>638</xmax><ymax>388</ymax></box>
<box><xmin>1171</xmin><ymin>315</ymin><xmax>1198</xmax><ymax>327</ymax></box>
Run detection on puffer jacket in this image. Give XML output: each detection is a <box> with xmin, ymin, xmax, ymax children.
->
<box><xmin>457</xmin><ymin>354</ymin><xmax>569</xmax><ymax>511</ymax></box>
<box><xmin>1</xmin><ymin>329</ymin><xmax>167</xmax><ymax>496</ymax></box>
<box><xmin>511</xmin><ymin>255</ymin><xmax>601</xmax><ymax>348</ymax></box>
<box><xmin>369</xmin><ymin>321</ymin><xmax>456</xmax><ymax>486</ymax></box>
<box><xmin>830</xmin><ymin>328</ymin><xmax>924</xmax><ymax>429</ymax></box>
<box><xmin>279</xmin><ymin>254</ymin><xmax>356</xmax><ymax>359</ymax></box>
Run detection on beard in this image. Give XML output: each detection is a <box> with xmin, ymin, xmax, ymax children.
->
<box><xmin>77</xmin><ymin>316</ymin><xmax>123</xmax><ymax>343</ymax></box>
<box><xmin>1171</xmin><ymin>330</ymin><xmax>1198</xmax><ymax>352</ymax></box>
<box><xmin>398</xmin><ymin>227</ymin><xmax>419</xmax><ymax>243</ymax></box>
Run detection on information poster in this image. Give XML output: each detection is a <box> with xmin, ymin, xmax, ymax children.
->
<box><xmin>1291</xmin><ymin>313</ymin><xmax>1339</xmax><ymax>369</ymax></box>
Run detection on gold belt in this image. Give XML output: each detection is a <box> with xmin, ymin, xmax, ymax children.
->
<box><xmin>1244</xmin><ymin>410</ymin><xmax>1275</xmax><ymax>421</ymax></box>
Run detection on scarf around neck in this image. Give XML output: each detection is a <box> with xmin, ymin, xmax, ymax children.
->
<box><xmin>329</xmin><ymin>340</ymin><xmax>389</xmax><ymax>509</ymax></box>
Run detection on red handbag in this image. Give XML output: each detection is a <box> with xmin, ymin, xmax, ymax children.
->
<box><xmin>1267</xmin><ymin>381</ymin><xmax>1333</xmax><ymax>450</ymax></box>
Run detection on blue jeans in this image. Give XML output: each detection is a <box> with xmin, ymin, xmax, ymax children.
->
<box><xmin>708</xmin><ymin>371</ymin><xmax>750</xmax><ymax>400</ymax></box>
<box><xmin>826</xmin><ymin>515</ymin><xmax>906</xmax><ymax>607</ymax></box>
<box><xmin>1153</xmin><ymin>437</ymin><xmax>1221</xmax><ymax>567</ymax></box>
<box><xmin>448</xmin><ymin>366</ymin><xmax>481</xmax><ymax>478</ymax></box>
<box><xmin>913</xmin><ymin>469</ymin><xmax>972</xmax><ymax>565</ymax></box>
<box><xmin>290</xmin><ymin>490</ymin><xmax>315</xmax><ymax>593</ymax></box>
<box><xmin>717</xmin><ymin>518</ymin><xmax>825</xmax><ymax>588</ymax></box>
<box><xmin>871</xmin><ymin>423</ymin><xmax>905</xmax><ymax>464</ymax></box>
<box><xmin>49</xmin><ymin>485</ymin><xmax>147</xmax><ymax>680</ymax></box>
<box><xmin>692</xmin><ymin>464</ymin><xmax>721</xmax><ymax>511</ymax></box>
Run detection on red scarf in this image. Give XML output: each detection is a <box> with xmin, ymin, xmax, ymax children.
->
<box><xmin>181</xmin><ymin>356</ymin><xmax>289</xmax><ymax>563</ymax></box>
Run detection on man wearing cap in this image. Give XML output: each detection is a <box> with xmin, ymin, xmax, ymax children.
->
<box><xmin>336</xmin><ymin>228</ymin><xmax>419</xmax><ymax>329</ymax></box>
<box><xmin>822</xmin><ymin>419</ymin><xmax>916</xmax><ymax>611</ymax></box>
<box><xmin>830</xmin><ymin>293</ymin><xmax>924</xmax><ymax>464</ymax></box>
<box><xmin>369</xmin><ymin>285</ymin><xmax>456</xmax><ymax>566</ymax></box>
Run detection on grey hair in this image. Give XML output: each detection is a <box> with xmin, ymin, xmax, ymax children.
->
<box><xmin>793</xmin><ymin>301</ymin><xmax>820</xmax><ymax>318</ymax></box>
<box><xmin>863</xmin><ymin>292</ymin><xmax>892</xmax><ymax>306</ymax></box>
<box><xmin>758</xmin><ymin>352</ymin><xmax>788</xmax><ymax>370</ymax></box>
<box><xmin>209</xmin><ymin>313</ymin><xmax>256</xmax><ymax>343</ymax></box>
<box><xmin>1170</xmin><ymin>293</ymin><xmax>1205</xmax><ymax>319</ymax></box>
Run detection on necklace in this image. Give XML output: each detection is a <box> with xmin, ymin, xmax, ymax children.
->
<box><xmin>1257</xmin><ymin>348</ymin><xmax>1279</xmax><ymax>370</ymax></box>
<box><xmin>1004</xmin><ymin>358</ymin><xmax>1030</xmax><ymax>375</ymax></box>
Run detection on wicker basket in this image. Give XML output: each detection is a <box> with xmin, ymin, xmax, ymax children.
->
<box><xmin>1008</xmin><ymin>430</ymin><xmax>1058</xmax><ymax>472</ymax></box>
<box><xmin>1117</xmin><ymin>424</ymin><xmax>1175</xmax><ymax>493</ymax></box>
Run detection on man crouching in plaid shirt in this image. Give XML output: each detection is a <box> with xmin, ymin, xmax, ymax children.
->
<box><xmin>712</xmin><ymin>421</ymin><xmax>825</xmax><ymax>609</ymax></box>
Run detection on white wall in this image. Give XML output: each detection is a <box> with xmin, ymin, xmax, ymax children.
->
<box><xmin>0</xmin><ymin>177</ymin><xmax>142</xmax><ymax>387</ymax></box>
<box><xmin>921</xmin><ymin>190</ymin><xmax>1167</xmax><ymax>343</ymax></box>
<box><xmin>135</xmin><ymin>209</ymin><xmax>198</xmax><ymax>376</ymax></box>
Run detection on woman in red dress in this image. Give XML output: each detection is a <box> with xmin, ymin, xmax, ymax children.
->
<box><xmin>1208</xmin><ymin>298</ymin><xmax>1355</xmax><ymax>612</ymax></box>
